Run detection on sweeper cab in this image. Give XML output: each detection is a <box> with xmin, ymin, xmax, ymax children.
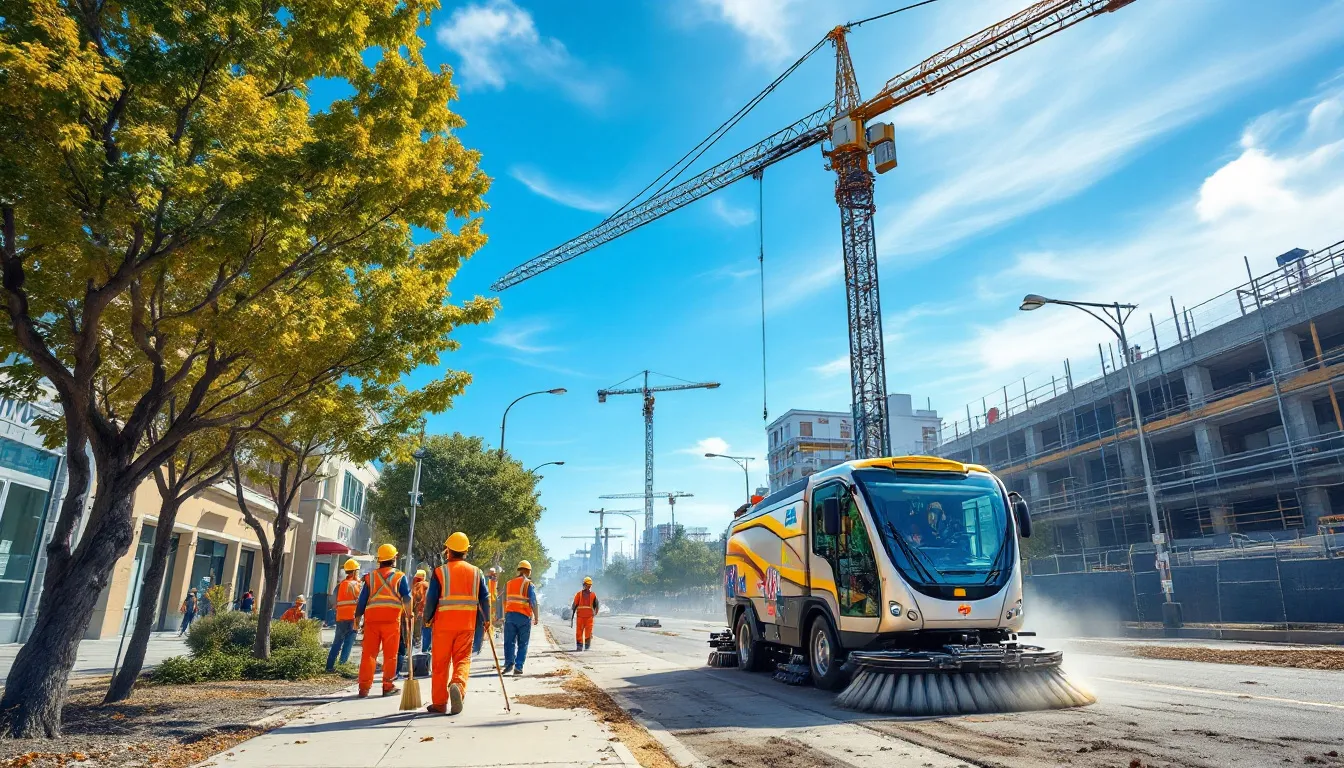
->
<box><xmin>714</xmin><ymin>456</ymin><xmax>1093</xmax><ymax>715</ymax></box>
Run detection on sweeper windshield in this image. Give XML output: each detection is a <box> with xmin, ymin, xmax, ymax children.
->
<box><xmin>853</xmin><ymin>469</ymin><xmax>1014</xmax><ymax>594</ymax></box>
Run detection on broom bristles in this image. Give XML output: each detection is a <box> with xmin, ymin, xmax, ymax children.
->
<box><xmin>400</xmin><ymin>673</ymin><xmax>422</xmax><ymax>710</ymax></box>
<box><xmin>835</xmin><ymin>666</ymin><xmax>1095</xmax><ymax>716</ymax></box>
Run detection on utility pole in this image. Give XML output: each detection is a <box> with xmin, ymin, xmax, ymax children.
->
<box><xmin>598</xmin><ymin>371</ymin><xmax>718</xmax><ymax>569</ymax></box>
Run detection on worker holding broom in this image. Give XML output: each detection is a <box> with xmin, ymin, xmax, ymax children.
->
<box><xmin>423</xmin><ymin>531</ymin><xmax>491</xmax><ymax>715</ymax></box>
<box><xmin>411</xmin><ymin>569</ymin><xmax>429</xmax><ymax>651</ymax></box>
<box><xmin>355</xmin><ymin>543</ymin><xmax>412</xmax><ymax>698</ymax></box>
<box><xmin>501</xmin><ymin>560</ymin><xmax>539</xmax><ymax>675</ymax></box>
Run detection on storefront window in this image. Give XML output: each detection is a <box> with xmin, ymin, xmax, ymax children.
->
<box><xmin>189</xmin><ymin>538</ymin><xmax>229</xmax><ymax>611</ymax></box>
<box><xmin>0</xmin><ymin>483</ymin><xmax>52</xmax><ymax>614</ymax></box>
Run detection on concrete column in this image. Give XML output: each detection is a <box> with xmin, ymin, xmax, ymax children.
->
<box><xmin>1300</xmin><ymin>487</ymin><xmax>1331</xmax><ymax>531</ymax></box>
<box><xmin>1193</xmin><ymin>422</ymin><xmax>1225</xmax><ymax>464</ymax></box>
<box><xmin>1024</xmin><ymin>424</ymin><xmax>1040</xmax><ymax>457</ymax></box>
<box><xmin>1080</xmin><ymin>519</ymin><xmax>1100</xmax><ymax>549</ymax></box>
<box><xmin>1118</xmin><ymin>441</ymin><xmax>1142</xmax><ymax>478</ymax></box>
<box><xmin>1183</xmin><ymin>365</ymin><xmax>1214</xmax><ymax>407</ymax></box>
<box><xmin>1027</xmin><ymin>470</ymin><xmax>1047</xmax><ymax>500</ymax></box>
<box><xmin>1267</xmin><ymin>330</ymin><xmax>1306</xmax><ymax>375</ymax></box>
<box><xmin>1208</xmin><ymin>501</ymin><xmax>1232</xmax><ymax>534</ymax></box>
<box><xmin>222</xmin><ymin>540</ymin><xmax>242</xmax><ymax>605</ymax></box>
<box><xmin>1282</xmin><ymin>395</ymin><xmax>1320</xmax><ymax>442</ymax></box>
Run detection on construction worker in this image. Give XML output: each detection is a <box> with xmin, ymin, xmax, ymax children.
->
<box><xmin>327</xmin><ymin>559</ymin><xmax>361</xmax><ymax>671</ymax></box>
<box><xmin>423</xmin><ymin>532</ymin><xmax>489</xmax><ymax>715</ymax></box>
<box><xmin>475</xmin><ymin>567</ymin><xmax>500</xmax><ymax>655</ymax></box>
<box><xmin>501</xmin><ymin>560</ymin><xmax>539</xmax><ymax>676</ymax></box>
<box><xmin>355</xmin><ymin>543</ymin><xmax>411</xmax><ymax>698</ymax></box>
<box><xmin>280</xmin><ymin>595</ymin><xmax>306</xmax><ymax>622</ymax></box>
<box><xmin>411</xmin><ymin>569</ymin><xmax>429</xmax><ymax>651</ymax></box>
<box><xmin>572</xmin><ymin>577</ymin><xmax>599</xmax><ymax>651</ymax></box>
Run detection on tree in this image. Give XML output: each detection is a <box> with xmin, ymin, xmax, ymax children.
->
<box><xmin>105</xmin><ymin>421</ymin><xmax>235</xmax><ymax>703</ymax></box>
<box><xmin>475</xmin><ymin>526</ymin><xmax>552</xmax><ymax>586</ymax></box>
<box><xmin>369</xmin><ymin>435</ymin><xmax>543</xmax><ymax>569</ymax></box>
<box><xmin>0</xmin><ymin>0</ymin><xmax>492</xmax><ymax>735</ymax></box>
<box><xmin>653</xmin><ymin>532</ymin><xmax>719</xmax><ymax>593</ymax></box>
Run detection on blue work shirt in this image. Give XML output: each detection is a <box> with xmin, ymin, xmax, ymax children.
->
<box><xmin>354</xmin><ymin>567</ymin><xmax>413</xmax><ymax>617</ymax></box>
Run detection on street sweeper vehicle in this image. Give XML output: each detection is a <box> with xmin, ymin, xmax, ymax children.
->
<box><xmin>714</xmin><ymin>455</ymin><xmax>1094</xmax><ymax>716</ymax></box>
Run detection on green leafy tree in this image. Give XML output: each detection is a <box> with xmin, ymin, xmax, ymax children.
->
<box><xmin>652</xmin><ymin>531</ymin><xmax>719</xmax><ymax>593</ymax></box>
<box><xmin>369</xmin><ymin>434</ymin><xmax>544</xmax><ymax>571</ymax></box>
<box><xmin>0</xmin><ymin>0</ymin><xmax>491</xmax><ymax>736</ymax></box>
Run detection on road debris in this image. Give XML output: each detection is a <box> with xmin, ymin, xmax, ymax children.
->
<box><xmin>1125</xmin><ymin>646</ymin><xmax>1344</xmax><ymax>670</ymax></box>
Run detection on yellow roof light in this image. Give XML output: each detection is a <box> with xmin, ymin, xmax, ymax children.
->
<box><xmin>852</xmin><ymin>455</ymin><xmax>975</xmax><ymax>474</ymax></box>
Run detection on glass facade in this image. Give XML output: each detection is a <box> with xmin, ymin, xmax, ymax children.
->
<box><xmin>341</xmin><ymin>471</ymin><xmax>365</xmax><ymax>517</ymax></box>
<box><xmin>189</xmin><ymin>537</ymin><xmax>228</xmax><ymax>609</ymax></box>
<box><xmin>0</xmin><ymin>482</ymin><xmax>53</xmax><ymax>614</ymax></box>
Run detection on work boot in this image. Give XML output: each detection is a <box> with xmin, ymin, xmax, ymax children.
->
<box><xmin>576</xmin><ymin>642</ymin><xmax>583</xmax><ymax>651</ymax></box>
<box><xmin>513</xmin><ymin>668</ymin><xmax>523</xmax><ymax>677</ymax></box>
<box><xmin>357</xmin><ymin>689</ymin><xmax>370</xmax><ymax>699</ymax></box>
<box><xmin>502</xmin><ymin>665</ymin><xmax>513</xmax><ymax>675</ymax></box>
<box><xmin>449</xmin><ymin>683</ymin><xmax>464</xmax><ymax>715</ymax></box>
<box><xmin>382</xmin><ymin>686</ymin><xmax>399</xmax><ymax>697</ymax></box>
<box><xmin>584</xmin><ymin>640</ymin><xmax>592</xmax><ymax>651</ymax></box>
<box><xmin>425</xmin><ymin>703</ymin><xmax>446</xmax><ymax>714</ymax></box>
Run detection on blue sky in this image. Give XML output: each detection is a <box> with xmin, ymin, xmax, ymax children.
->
<box><xmin>393</xmin><ymin>0</ymin><xmax>1344</xmax><ymax>572</ymax></box>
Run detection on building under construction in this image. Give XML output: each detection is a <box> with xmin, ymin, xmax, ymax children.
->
<box><xmin>936</xmin><ymin>240</ymin><xmax>1344</xmax><ymax>560</ymax></box>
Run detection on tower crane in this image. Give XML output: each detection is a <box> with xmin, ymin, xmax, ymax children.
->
<box><xmin>598</xmin><ymin>371</ymin><xmax>717</xmax><ymax>568</ymax></box>
<box><xmin>561</xmin><ymin>531</ymin><xmax>625</xmax><ymax>572</ymax></box>
<box><xmin>600</xmin><ymin>491</ymin><xmax>693</xmax><ymax>563</ymax></box>
<box><xmin>492</xmin><ymin>0</ymin><xmax>1138</xmax><ymax>460</ymax></box>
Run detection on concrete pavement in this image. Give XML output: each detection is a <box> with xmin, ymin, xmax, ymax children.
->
<box><xmin>0</xmin><ymin>631</ymin><xmax>190</xmax><ymax>683</ymax></box>
<box><xmin>193</xmin><ymin>628</ymin><xmax>641</xmax><ymax>768</ymax></box>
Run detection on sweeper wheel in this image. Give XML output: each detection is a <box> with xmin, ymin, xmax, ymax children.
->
<box><xmin>834</xmin><ymin>644</ymin><xmax>1095</xmax><ymax>716</ymax></box>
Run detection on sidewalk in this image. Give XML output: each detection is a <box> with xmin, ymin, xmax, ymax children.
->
<box><xmin>193</xmin><ymin>629</ymin><xmax>642</xmax><ymax>768</ymax></box>
<box><xmin>0</xmin><ymin>631</ymin><xmax>188</xmax><ymax>682</ymax></box>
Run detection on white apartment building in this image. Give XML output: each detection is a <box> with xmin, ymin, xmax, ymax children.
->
<box><xmin>287</xmin><ymin>455</ymin><xmax>380</xmax><ymax>622</ymax></box>
<box><xmin>766</xmin><ymin>395</ymin><xmax>942</xmax><ymax>492</ymax></box>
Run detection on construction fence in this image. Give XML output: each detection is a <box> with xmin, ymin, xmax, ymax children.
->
<box><xmin>1026</xmin><ymin>535</ymin><xmax>1344</xmax><ymax>626</ymax></box>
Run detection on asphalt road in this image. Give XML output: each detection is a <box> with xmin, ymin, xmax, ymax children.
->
<box><xmin>543</xmin><ymin>612</ymin><xmax>1344</xmax><ymax>768</ymax></box>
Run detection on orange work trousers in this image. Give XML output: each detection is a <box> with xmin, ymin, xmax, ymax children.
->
<box><xmin>431</xmin><ymin>623</ymin><xmax>474</xmax><ymax>709</ymax></box>
<box><xmin>359</xmin><ymin>619</ymin><xmax>401</xmax><ymax>694</ymax></box>
<box><xmin>575</xmin><ymin>615</ymin><xmax>594</xmax><ymax>645</ymax></box>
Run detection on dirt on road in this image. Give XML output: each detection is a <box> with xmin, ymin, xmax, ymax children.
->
<box><xmin>1125</xmin><ymin>646</ymin><xmax>1344</xmax><ymax>670</ymax></box>
<box><xmin>672</xmin><ymin>733</ymin><xmax>855</xmax><ymax>768</ymax></box>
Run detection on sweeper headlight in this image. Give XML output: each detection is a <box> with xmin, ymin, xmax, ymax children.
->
<box><xmin>888</xmin><ymin>601</ymin><xmax>902</xmax><ymax>617</ymax></box>
<box><xmin>1006</xmin><ymin>598</ymin><xmax>1023</xmax><ymax>621</ymax></box>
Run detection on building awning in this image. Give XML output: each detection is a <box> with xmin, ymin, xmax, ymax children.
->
<box><xmin>315</xmin><ymin>541</ymin><xmax>351</xmax><ymax>555</ymax></box>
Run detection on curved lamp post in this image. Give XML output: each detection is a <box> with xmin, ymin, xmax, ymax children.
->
<box><xmin>499</xmin><ymin>388</ymin><xmax>566</xmax><ymax>458</ymax></box>
<box><xmin>705</xmin><ymin>453</ymin><xmax>756</xmax><ymax>505</ymax></box>
<box><xmin>1020</xmin><ymin>293</ymin><xmax>1181</xmax><ymax>628</ymax></box>
<box><xmin>528</xmin><ymin>461</ymin><xmax>565</xmax><ymax>474</ymax></box>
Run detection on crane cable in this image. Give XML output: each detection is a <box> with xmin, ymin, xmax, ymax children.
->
<box><xmin>847</xmin><ymin>0</ymin><xmax>944</xmax><ymax>29</ymax></box>
<box><xmin>756</xmin><ymin>169</ymin><xmax>768</xmax><ymax>424</ymax></box>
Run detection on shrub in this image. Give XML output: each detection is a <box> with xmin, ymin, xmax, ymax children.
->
<box><xmin>242</xmin><ymin>646</ymin><xmax>326</xmax><ymax>680</ymax></box>
<box><xmin>152</xmin><ymin>652</ymin><xmax>246</xmax><ymax>684</ymax></box>
<box><xmin>185</xmin><ymin>611</ymin><xmax>254</xmax><ymax>656</ymax></box>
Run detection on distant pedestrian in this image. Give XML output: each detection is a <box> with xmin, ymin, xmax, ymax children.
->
<box><xmin>327</xmin><ymin>560</ymin><xmax>361</xmax><ymax>671</ymax></box>
<box><xmin>178</xmin><ymin>588</ymin><xmax>199</xmax><ymax>636</ymax></box>
<box><xmin>239</xmin><ymin>590</ymin><xmax>255</xmax><ymax>613</ymax></box>
<box><xmin>281</xmin><ymin>595</ymin><xmax>307</xmax><ymax>622</ymax></box>
<box><xmin>501</xmin><ymin>560</ymin><xmax>538</xmax><ymax>676</ymax></box>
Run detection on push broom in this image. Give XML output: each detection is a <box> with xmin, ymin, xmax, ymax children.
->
<box><xmin>399</xmin><ymin>447</ymin><xmax>426</xmax><ymax>712</ymax></box>
<box><xmin>399</xmin><ymin>613</ymin><xmax>422</xmax><ymax>711</ymax></box>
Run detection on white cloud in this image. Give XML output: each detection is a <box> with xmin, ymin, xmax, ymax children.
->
<box><xmin>811</xmin><ymin>355</ymin><xmax>848</xmax><ymax>378</ymax></box>
<box><xmin>679</xmin><ymin>436</ymin><xmax>731</xmax><ymax>456</ymax></box>
<box><xmin>695</xmin><ymin>0</ymin><xmax>800</xmax><ymax>64</ymax></box>
<box><xmin>510</xmin><ymin>166</ymin><xmax>618</xmax><ymax>214</ymax></box>
<box><xmin>1195</xmin><ymin>148</ymin><xmax>1296</xmax><ymax>222</ymax></box>
<box><xmin>711</xmin><ymin>198</ymin><xmax>756</xmax><ymax>227</ymax></box>
<box><xmin>437</xmin><ymin>0</ymin><xmax>605</xmax><ymax>106</ymax></box>
<box><xmin>485</xmin><ymin>319</ymin><xmax>560</xmax><ymax>354</ymax></box>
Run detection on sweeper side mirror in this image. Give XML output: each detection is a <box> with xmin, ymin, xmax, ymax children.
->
<box><xmin>1009</xmin><ymin>491</ymin><xmax>1032</xmax><ymax>538</ymax></box>
<box><xmin>821</xmin><ymin>496</ymin><xmax>841</xmax><ymax>536</ymax></box>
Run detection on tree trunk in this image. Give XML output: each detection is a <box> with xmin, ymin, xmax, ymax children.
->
<box><xmin>0</xmin><ymin>484</ymin><xmax>135</xmax><ymax>738</ymax></box>
<box><xmin>253</xmin><ymin>559</ymin><xmax>279</xmax><ymax>659</ymax></box>
<box><xmin>104</xmin><ymin>498</ymin><xmax>183</xmax><ymax>703</ymax></box>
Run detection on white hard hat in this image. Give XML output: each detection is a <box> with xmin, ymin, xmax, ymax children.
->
<box><xmin>295</xmin><ymin>594</ymin><xmax>306</xmax><ymax>602</ymax></box>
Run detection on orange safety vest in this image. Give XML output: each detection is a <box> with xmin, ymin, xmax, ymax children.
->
<box><xmin>412</xmin><ymin>578</ymin><xmax>429</xmax><ymax>616</ymax></box>
<box><xmin>363</xmin><ymin>567</ymin><xmax>406</xmax><ymax>622</ymax></box>
<box><xmin>573</xmin><ymin>590</ymin><xmax>596</xmax><ymax>618</ymax></box>
<box><xmin>505</xmin><ymin>576</ymin><xmax>533</xmax><ymax>618</ymax></box>
<box><xmin>334</xmin><ymin>577</ymin><xmax>361</xmax><ymax>622</ymax></box>
<box><xmin>434</xmin><ymin>560</ymin><xmax>481</xmax><ymax>631</ymax></box>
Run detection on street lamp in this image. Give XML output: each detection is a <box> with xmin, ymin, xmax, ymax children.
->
<box><xmin>591</xmin><ymin>509</ymin><xmax>641</xmax><ymax>564</ymax></box>
<box><xmin>529</xmin><ymin>461</ymin><xmax>566</xmax><ymax>474</ymax></box>
<box><xmin>1020</xmin><ymin>294</ymin><xmax>1182</xmax><ymax>628</ymax></box>
<box><xmin>499</xmin><ymin>388</ymin><xmax>566</xmax><ymax>458</ymax></box>
<box><xmin>705</xmin><ymin>453</ymin><xmax>756</xmax><ymax>505</ymax></box>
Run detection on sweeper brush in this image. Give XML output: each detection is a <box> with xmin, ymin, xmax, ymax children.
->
<box><xmin>835</xmin><ymin>644</ymin><xmax>1094</xmax><ymax>716</ymax></box>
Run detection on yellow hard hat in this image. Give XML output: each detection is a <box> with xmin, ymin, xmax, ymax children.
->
<box><xmin>295</xmin><ymin>594</ymin><xmax>306</xmax><ymax>603</ymax></box>
<box><xmin>445</xmin><ymin>532</ymin><xmax>470</xmax><ymax>552</ymax></box>
<box><xmin>583</xmin><ymin>576</ymin><xmax>593</xmax><ymax>586</ymax></box>
<box><xmin>343</xmin><ymin>558</ymin><xmax>359</xmax><ymax>572</ymax></box>
<box><xmin>415</xmin><ymin>569</ymin><xmax>427</xmax><ymax>579</ymax></box>
<box><xmin>517</xmin><ymin>560</ymin><xmax>532</xmax><ymax>571</ymax></box>
<box><xmin>377</xmin><ymin>543</ymin><xmax>398</xmax><ymax>561</ymax></box>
